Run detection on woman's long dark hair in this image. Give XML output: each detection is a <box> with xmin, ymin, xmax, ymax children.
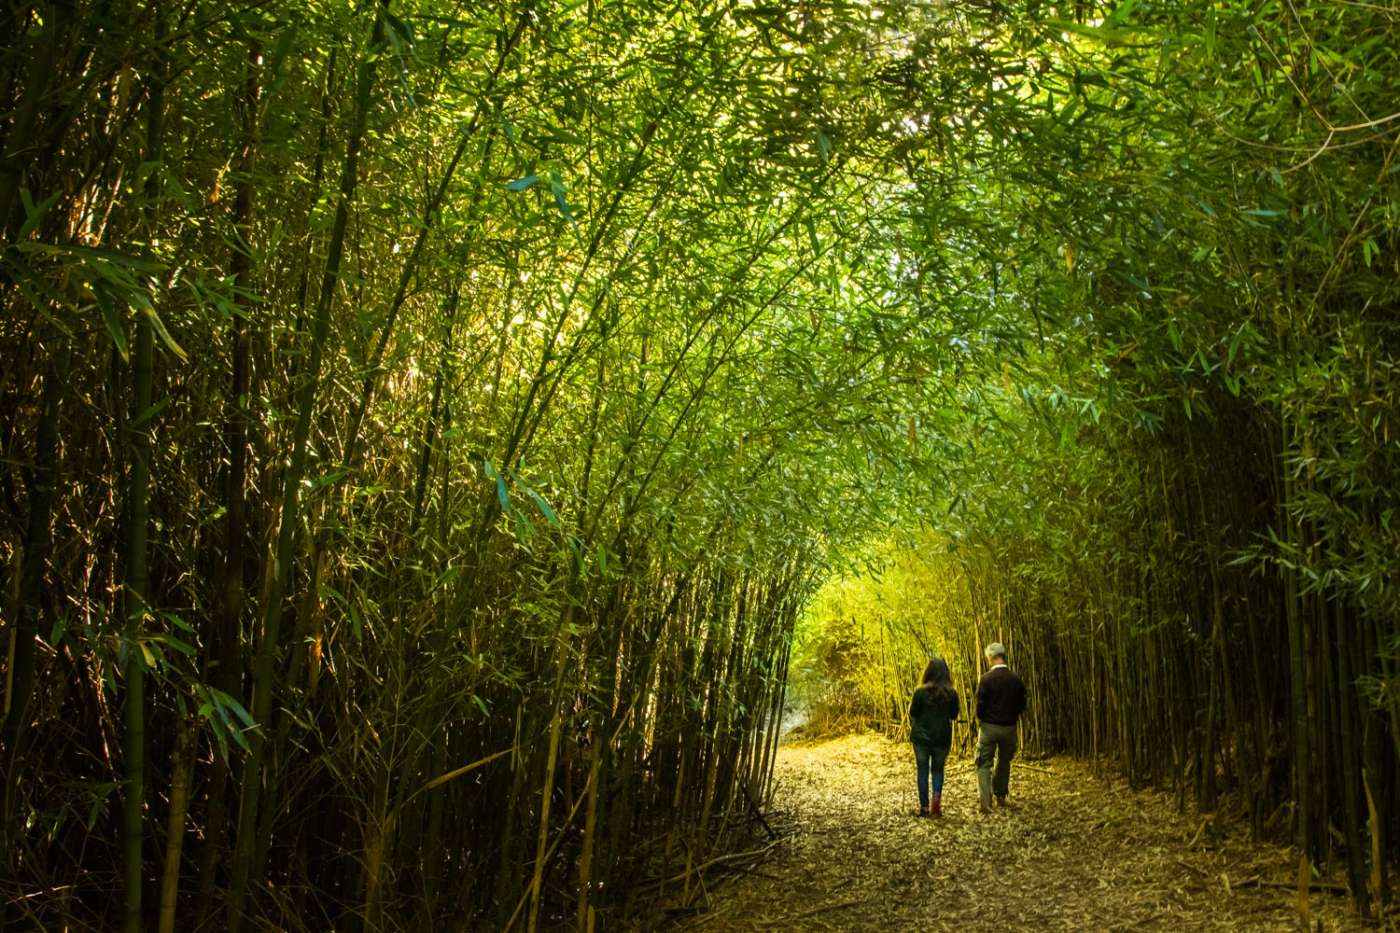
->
<box><xmin>920</xmin><ymin>657</ymin><xmax>956</xmax><ymax>703</ymax></box>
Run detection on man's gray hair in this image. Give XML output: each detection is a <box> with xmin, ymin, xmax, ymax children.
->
<box><xmin>984</xmin><ymin>642</ymin><xmax>1007</xmax><ymax>660</ymax></box>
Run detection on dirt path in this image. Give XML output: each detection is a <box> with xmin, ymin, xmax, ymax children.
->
<box><xmin>671</xmin><ymin>733</ymin><xmax>1373</xmax><ymax>932</ymax></box>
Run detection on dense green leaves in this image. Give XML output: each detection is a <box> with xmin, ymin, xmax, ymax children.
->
<box><xmin>2</xmin><ymin>0</ymin><xmax>1398</xmax><ymax>927</ymax></box>
<box><xmin>794</xmin><ymin>0</ymin><xmax>1400</xmax><ymax>916</ymax></box>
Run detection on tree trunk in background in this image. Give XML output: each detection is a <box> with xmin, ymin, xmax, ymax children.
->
<box><xmin>157</xmin><ymin>714</ymin><xmax>195</xmax><ymax>933</ymax></box>
<box><xmin>1334</xmin><ymin>601</ymin><xmax>1368</xmax><ymax>917</ymax></box>
<box><xmin>411</xmin><ymin>287</ymin><xmax>457</xmax><ymax>534</ymax></box>
<box><xmin>0</xmin><ymin>3</ymin><xmax>62</xmax><ymax>237</ymax></box>
<box><xmin>0</xmin><ymin>352</ymin><xmax>63</xmax><ymax>870</ymax></box>
<box><xmin>1282</xmin><ymin>419</ymin><xmax>1311</xmax><ymax>860</ymax></box>
<box><xmin>226</xmin><ymin>6</ymin><xmax>387</xmax><ymax>928</ymax></box>
<box><xmin>121</xmin><ymin>22</ymin><xmax>166</xmax><ymax>926</ymax></box>
<box><xmin>527</xmin><ymin>602</ymin><xmax>577</xmax><ymax>933</ymax></box>
<box><xmin>198</xmin><ymin>33</ymin><xmax>263</xmax><ymax>924</ymax></box>
<box><xmin>120</xmin><ymin>274</ymin><xmax>154</xmax><ymax>933</ymax></box>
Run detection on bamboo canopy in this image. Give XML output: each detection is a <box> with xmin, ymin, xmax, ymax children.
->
<box><xmin>0</xmin><ymin>0</ymin><xmax>1397</xmax><ymax>928</ymax></box>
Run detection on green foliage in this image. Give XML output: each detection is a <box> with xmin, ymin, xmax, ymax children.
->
<box><xmin>2</xmin><ymin>0</ymin><xmax>1398</xmax><ymax>926</ymax></box>
<box><xmin>792</xmin><ymin>537</ymin><xmax>978</xmax><ymax>739</ymax></box>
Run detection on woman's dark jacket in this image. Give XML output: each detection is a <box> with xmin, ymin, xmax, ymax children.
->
<box><xmin>909</xmin><ymin>685</ymin><xmax>959</xmax><ymax>748</ymax></box>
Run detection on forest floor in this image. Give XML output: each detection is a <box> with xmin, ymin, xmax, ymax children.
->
<box><xmin>659</xmin><ymin>732</ymin><xmax>1385</xmax><ymax>932</ymax></box>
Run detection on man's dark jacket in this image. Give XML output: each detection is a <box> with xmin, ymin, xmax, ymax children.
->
<box><xmin>976</xmin><ymin>666</ymin><xmax>1027</xmax><ymax>726</ymax></box>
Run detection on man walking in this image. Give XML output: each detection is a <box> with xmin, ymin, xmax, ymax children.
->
<box><xmin>975</xmin><ymin>642</ymin><xmax>1027</xmax><ymax>814</ymax></box>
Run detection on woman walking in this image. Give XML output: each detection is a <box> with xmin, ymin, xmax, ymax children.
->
<box><xmin>910</xmin><ymin>657</ymin><xmax>960</xmax><ymax>817</ymax></box>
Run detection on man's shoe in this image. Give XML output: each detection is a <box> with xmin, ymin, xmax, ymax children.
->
<box><xmin>979</xmin><ymin>800</ymin><xmax>992</xmax><ymax>815</ymax></box>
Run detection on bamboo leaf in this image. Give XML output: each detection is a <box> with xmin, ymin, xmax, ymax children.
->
<box><xmin>525</xmin><ymin>487</ymin><xmax>560</xmax><ymax>528</ymax></box>
<box><xmin>18</xmin><ymin>188</ymin><xmax>61</xmax><ymax>240</ymax></box>
<box><xmin>209</xmin><ymin>688</ymin><xmax>256</xmax><ymax>728</ymax></box>
<box><xmin>99</xmin><ymin>294</ymin><xmax>130</xmax><ymax>362</ymax></box>
<box><xmin>142</xmin><ymin>305</ymin><xmax>188</xmax><ymax>361</ymax></box>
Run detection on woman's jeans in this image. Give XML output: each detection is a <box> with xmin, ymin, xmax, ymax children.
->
<box><xmin>913</xmin><ymin>742</ymin><xmax>950</xmax><ymax>810</ymax></box>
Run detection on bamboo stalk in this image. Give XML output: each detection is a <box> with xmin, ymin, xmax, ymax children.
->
<box><xmin>157</xmin><ymin>715</ymin><xmax>196</xmax><ymax>933</ymax></box>
<box><xmin>227</xmin><ymin>7</ymin><xmax>389</xmax><ymax>928</ymax></box>
<box><xmin>122</xmin><ymin>25</ymin><xmax>167</xmax><ymax>924</ymax></box>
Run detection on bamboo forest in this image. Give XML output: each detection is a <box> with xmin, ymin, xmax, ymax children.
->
<box><xmin>2</xmin><ymin>0</ymin><xmax>1399</xmax><ymax>930</ymax></box>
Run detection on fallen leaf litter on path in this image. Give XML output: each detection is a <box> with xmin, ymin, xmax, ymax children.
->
<box><xmin>653</xmin><ymin>732</ymin><xmax>1381</xmax><ymax>932</ymax></box>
